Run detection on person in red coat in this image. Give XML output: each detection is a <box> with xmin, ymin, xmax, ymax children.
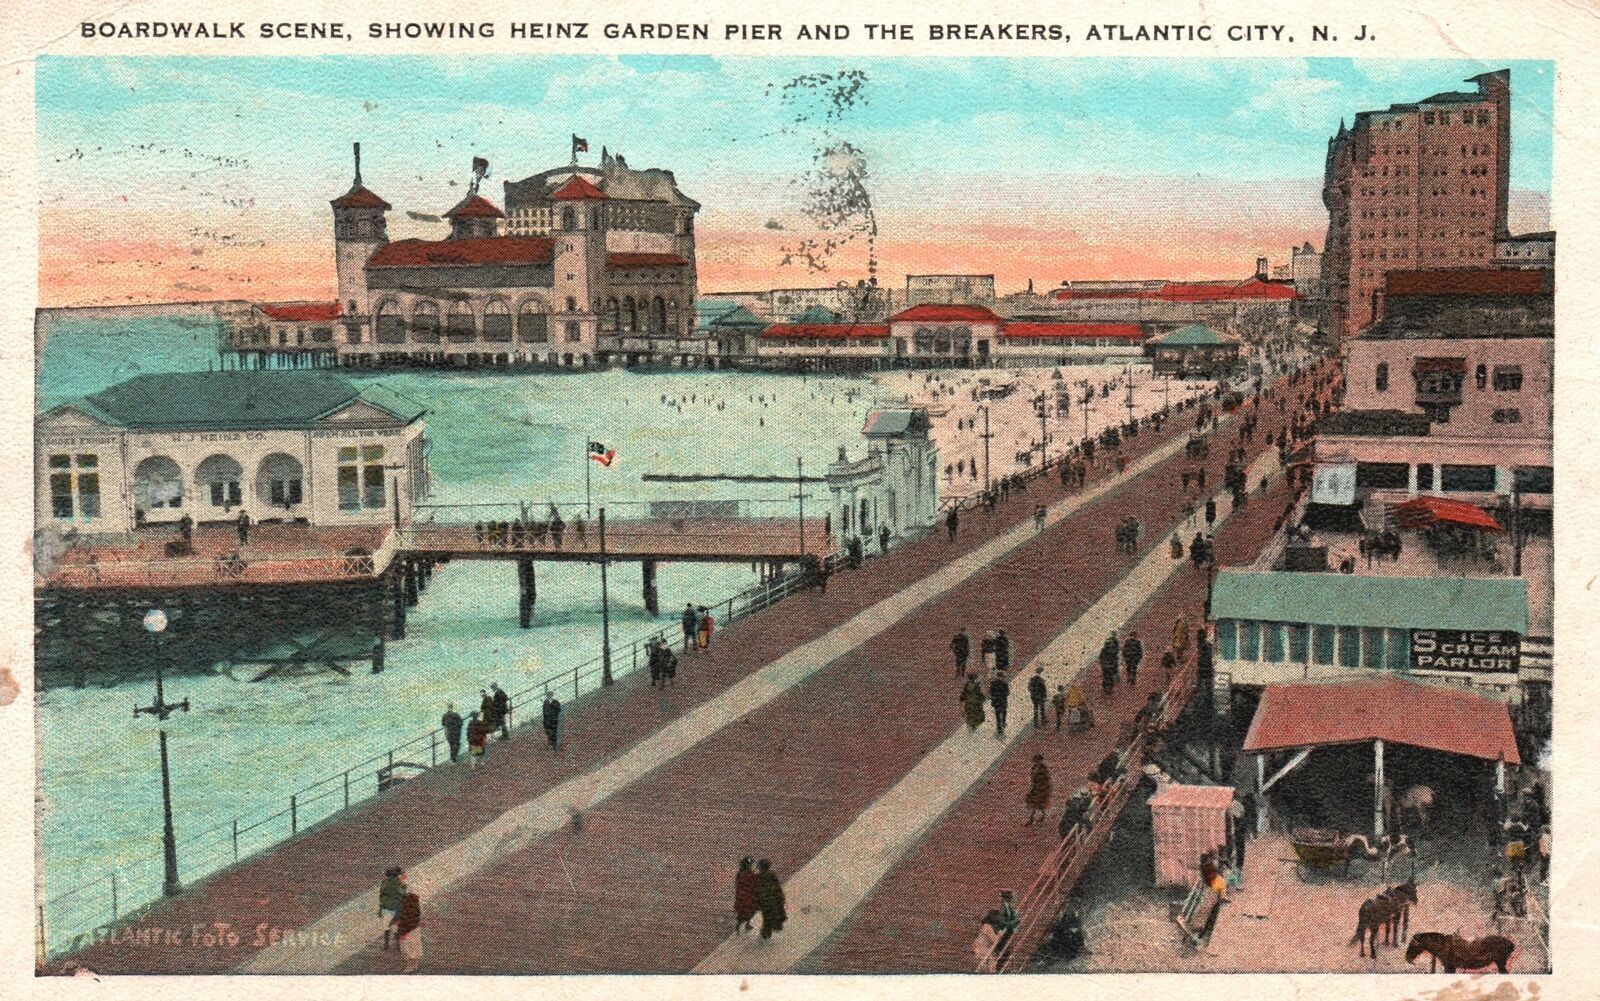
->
<box><xmin>393</xmin><ymin>890</ymin><xmax>423</xmax><ymax>973</ymax></box>
<box><xmin>734</xmin><ymin>856</ymin><xmax>759</xmax><ymax>934</ymax></box>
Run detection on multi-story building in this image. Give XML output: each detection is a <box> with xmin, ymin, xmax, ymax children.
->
<box><xmin>905</xmin><ymin>274</ymin><xmax>996</xmax><ymax>307</ymax></box>
<box><xmin>1321</xmin><ymin>69</ymin><xmax>1513</xmax><ymax>344</ymax></box>
<box><xmin>1311</xmin><ymin>267</ymin><xmax>1552</xmax><ymax>517</ymax></box>
<box><xmin>231</xmin><ymin>143</ymin><xmax>701</xmax><ymax>368</ymax></box>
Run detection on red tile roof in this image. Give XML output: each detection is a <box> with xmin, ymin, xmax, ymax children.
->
<box><xmin>551</xmin><ymin>176</ymin><xmax>608</xmax><ymax>201</ymax></box>
<box><xmin>366</xmin><ymin>237</ymin><xmax>555</xmax><ymax>268</ymax></box>
<box><xmin>1241</xmin><ymin>679</ymin><xmax>1520</xmax><ymax>764</ymax></box>
<box><xmin>1051</xmin><ymin>287</ymin><xmax>1149</xmax><ymax>301</ymax></box>
<box><xmin>330</xmin><ymin>185</ymin><xmax>391</xmax><ymax>210</ymax></box>
<box><xmin>1384</xmin><ymin>268</ymin><xmax>1550</xmax><ymax>297</ymax></box>
<box><xmin>762</xmin><ymin>323</ymin><xmax>889</xmax><ymax>340</ymax></box>
<box><xmin>607</xmin><ymin>252</ymin><xmax>688</xmax><ymax>268</ymax></box>
<box><xmin>1002</xmin><ymin>322</ymin><xmax>1145</xmax><ymax>340</ymax></box>
<box><xmin>444</xmin><ymin>194</ymin><xmax>505</xmax><ymax>219</ymax></box>
<box><xmin>258</xmin><ymin>302</ymin><xmax>343</xmax><ymax>322</ymax></box>
<box><xmin>889</xmin><ymin>303</ymin><xmax>1003</xmax><ymax>323</ymax></box>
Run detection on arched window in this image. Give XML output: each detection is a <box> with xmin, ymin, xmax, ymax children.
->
<box><xmin>134</xmin><ymin>455</ymin><xmax>184</xmax><ymax>511</ymax></box>
<box><xmin>605</xmin><ymin>298</ymin><xmax>620</xmax><ymax>331</ymax></box>
<box><xmin>625</xmin><ymin>296</ymin><xmax>639</xmax><ymax>332</ymax></box>
<box><xmin>411</xmin><ymin>301</ymin><xmax>440</xmax><ymax>343</ymax></box>
<box><xmin>447</xmin><ymin>301</ymin><xmax>475</xmax><ymax>342</ymax></box>
<box><xmin>375</xmin><ymin>300</ymin><xmax>405</xmax><ymax>344</ymax></box>
<box><xmin>562</xmin><ymin>207</ymin><xmax>576</xmax><ymax>230</ymax></box>
<box><xmin>517</xmin><ymin>301</ymin><xmax>548</xmax><ymax>343</ymax></box>
<box><xmin>195</xmin><ymin>454</ymin><xmax>244</xmax><ymax>510</ymax></box>
<box><xmin>255</xmin><ymin>453</ymin><xmax>304</xmax><ymax>508</ymax></box>
<box><xmin>483</xmin><ymin>299</ymin><xmax>512</xmax><ymax>342</ymax></box>
<box><xmin>565</xmin><ymin>321</ymin><xmax>582</xmax><ymax>343</ymax></box>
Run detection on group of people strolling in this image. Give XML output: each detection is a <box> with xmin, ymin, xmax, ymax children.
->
<box><xmin>440</xmin><ymin>681</ymin><xmax>565</xmax><ymax>763</ymax></box>
<box><xmin>732</xmin><ymin>857</ymin><xmax>789</xmax><ymax>940</ymax></box>
<box><xmin>473</xmin><ymin>504</ymin><xmax>582</xmax><ymax>549</ymax></box>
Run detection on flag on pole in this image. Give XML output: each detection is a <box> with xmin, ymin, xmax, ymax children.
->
<box><xmin>588</xmin><ymin>441</ymin><xmax>616</xmax><ymax>466</ymax></box>
<box><xmin>572</xmin><ymin>134</ymin><xmax>590</xmax><ymax>155</ymax></box>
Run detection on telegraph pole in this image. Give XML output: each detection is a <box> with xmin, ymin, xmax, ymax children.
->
<box><xmin>1080</xmin><ymin>381</ymin><xmax>1095</xmax><ymax>442</ymax></box>
<box><xmin>979</xmin><ymin>405</ymin><xmax>993</xmax><ymax>492</ymax></box>
<box><xmin>796</xmin><ymin>456</ymin><xmax>806</xmax><ymax>558</ymax></box>
<box><xmin>598</xmin><ymin>509</ymin><xmax>613</xmax><ymax>685</ymax></box>
<box><xmin>136</xmin><ymin>609</ymin><xmax>189</xmax><ymax>898</ymax></box>
<box><xmin>1035</xmin><ymin>392</ymin><xmax>1049</xmax><ymax>468</ymax></box>
<box><xmin>1124</xmin><ymin>365</ymin><xmax>1137</xmax><ymax>429</ymax></box>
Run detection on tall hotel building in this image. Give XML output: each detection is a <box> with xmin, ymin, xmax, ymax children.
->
<box><xmin>1322</xmin><ymin>70</ymin><xmax>1511</xmax><ymax>343</ymax></box>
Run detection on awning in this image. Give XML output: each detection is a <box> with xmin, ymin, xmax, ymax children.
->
<box><xmin>1211</xmin><ymin>569</ymin><xmax>1529</xmax><ymax>634</ymax></box>
<box><xmin>1394</xmin><ymin>496</ymin><xmax>1502</xmax><ymax>532</ymax></box>
<box><xmin>1242</xmin><ymin>679</ymin><xmax>1521</xmax><ymax>764</ymax></box>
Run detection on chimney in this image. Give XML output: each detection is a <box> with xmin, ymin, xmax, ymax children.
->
<box><xmin>353</xmin><ymin>142</ymin><xmax>362</xmax><ymax>185</ymax></box>
<box><xmin>1255</xmin><ymin>257</ymin><xmax>1268</xmax><ymax>280</ymax></box>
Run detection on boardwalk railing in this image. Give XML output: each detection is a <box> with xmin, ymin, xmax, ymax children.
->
<box><xmin>976</xmin><ymin>652</ymin><xmax>1200</xmax><ymax>973</ymax></box>
<box><xmin>41</xmin><ymin>549</ymin><xmax>847</xmax><ymax>960</ymax></box>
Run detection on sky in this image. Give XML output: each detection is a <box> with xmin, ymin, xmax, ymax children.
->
<box><xmin>35</xmin><ymin>56</ymin><xmax>1553</xmax><ymax>307</ymax></box>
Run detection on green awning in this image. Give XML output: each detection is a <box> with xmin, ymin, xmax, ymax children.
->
<box><xmin>1150</xmin><ymin>323</ymin><xmax>1234</xmax><ymax>348</ymax></box>
<box><xmin>1211</xmin><ymin>570</ymin><xmax>1528</xmax><ymax>634</ymax></box>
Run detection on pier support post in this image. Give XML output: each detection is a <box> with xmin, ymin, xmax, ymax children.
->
<box><xmin>518</xmin><ymin>558</ymin><xmax>536</xmax><ymax>628</ymax></box>
<box><xmin>642</xmin><ymin>559</ymin><xmax>660</xmax><ymax>617</ymax></box>
<box><xmin>404</xmin><ymin>559</ymin><xmax>419</xmax><ymax>606</ymax></box>
<box><xmin>390</xmin><ymin>577</ymin><xmax>406</xmax><ymax>640</ymax></box>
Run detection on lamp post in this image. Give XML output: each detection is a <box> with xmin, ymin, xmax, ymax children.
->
<box><xmin>795</xmin><ymin>457</ymin><xmax>806</xmax><ymax>558</ymax></box>
<box><xmin>978</xmin><ymin>405</ymin><xmax>993</xmax><ymax>493</ymax></box>
<box><xmin>382</xmin><ymin>462</ymin><xmax>407</xmax><ymax>533</ymax></box>
<box><xmin>598</xmin><ymin>508</ymin><xmax>613</xmax><ymax>686</ymax></box>
<box><xmin>135</xmin><ymin>609</ymin><xmax>189</xmax><ymax>898</ymax></box>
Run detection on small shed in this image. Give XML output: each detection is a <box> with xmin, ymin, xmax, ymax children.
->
<box><xmin>1148</xmin><ymin>784</ymin><xmax>1236</xmax><ymax>888</ymax></box>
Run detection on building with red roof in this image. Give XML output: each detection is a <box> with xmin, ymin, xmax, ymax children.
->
<box><xmin>235</xmin><ymin>141</ymin><xmax>703</xmax><ymax>368</ymax></box>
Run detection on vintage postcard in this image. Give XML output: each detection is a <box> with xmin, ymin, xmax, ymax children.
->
<box><xmin>2</xmin><ymin>1</ymin><xmax>1597</xmax><ymax>998</ymax></box>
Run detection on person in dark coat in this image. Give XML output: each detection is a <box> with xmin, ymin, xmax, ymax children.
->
<box><xmin>662</xmin><ymin>644</ymin><xmax>678</xmax><ymax>686</ymax></box>
<box><xmin>946</xmin><ymin>506</ymin><xmax>959</xmax><ymax>540</ymax></box>
<box><xmin>541</xmin><ymin>692</ymin><xmax>562</xmax><ymax>751</ymax></box>
<box><xmin>989</xmin><ymin>670</ymin><xmax>1010</xmax><ymax>738</ymax></box>
<box><xmin>1051</xmin><ymin>684</ymin><xmax>1067</xmax><ymax>732</ymax></box>
<box><xmin>441</xmin><ymin>704</ymin><xmax>463</xmax><ymax>763</ymax></box>
<box><xmin>648</xmin><ymin>639</ymin><xmax>665</xmax><ymax>687</ymax></box>
<box><xmin>378</xmin><ymin>867</ymin><xmax>405</xmax><ymax>950</ymax></box>
<box><xmin>1025</xmin><ymin>754</ymin><xmax>1052</xmax><ymax>826</ymax></box>
<box><xmin>994</xmin><ymin>629</ymin><xmax>1011</xmax><ymax>674</ymax></box>
<box><xmin>734</xmin><ymin>857</ymin><xmax>760</xmax><ymax>934</ymax></box>
<box><xmin>491</xmin><ymin>683</ymin><xmax>510</xmax><ymax>740</ymax></box>
<box><xmin>961</xmin><ymin>674</ymin><xmax>986</xmax><ymax>732</ymax></box>
<box><xmin>235</xmin><ymin>509</ymin><xmax>251</xmax><ymax>546</ymax></box>
<box><xmin>878</xmin><ymin>523</ymin><xmax>891</xmax><ymax>555</ymax></box>
<box><xmin>1099</xmin><ymin>633</ymin><xmax>1120</xmax><ymax>695</ymax></box>
<box><xmin>1028</xmin><ymin>667</ymin><xmax>1048</xmax><ymax>728</ymax></box>
<box><xmin>1204</xmin><ymin>497</ymin><xmax>1217</xmax><ymax>528</ymax></box>
<box><xmin>479</xmin><ymin>689</ymin><xmax>497</xmax><ymax>733</ymax></box>
<box><xmin>950</xmin><ymin>629</ymin><xmax>971</xmax><ymax>677</ymax></box>
<box><xmin>681</xmin><ymin>603</ymin><xmax>698</xmax><ymax>653</ymax></box>
<box><xmin>394</xmin><ymin>889</ymin><xmax>423</xmax><ymax>973</ymax></box>
<box><xmin>465</xmin><ymin>712</ymin><xmax>490</xmax><ymax>766</ymax></box>
<box><xmin>1121</xmin><ymin>632</ymin><xmax>1144</xmax><ymax>688</ymax></box>
<box><xmin>754</xmin><ymin>859</ymin><xmax>787</xmax><ymax>939</ymax></box>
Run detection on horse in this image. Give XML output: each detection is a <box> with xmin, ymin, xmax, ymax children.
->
<box><xmin>1350</xmin><ymin>880</ymin><xmax>1419</xmax><ymax>958</ymax></box>
<box><xmin>1405</xmin><ymin>932</ymin><xmax>1516</xmax><ymax>973</ymax></box>
<box><xmin>1397</xmin><ymin>785</ymin><xmax>1436</xmax><ymax>831</ymax></box>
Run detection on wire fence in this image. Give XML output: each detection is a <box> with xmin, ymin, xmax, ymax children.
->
<box><xmin>40</xmin><ymin>549</ymin><xmax>846</xmax><ymax>961</ymax></box>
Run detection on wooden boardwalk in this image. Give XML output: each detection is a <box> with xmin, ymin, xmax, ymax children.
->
<box><xmin>50</xmin><ymin>366</ymin><xmax>1331</xmax><ymax>975</ymax></box>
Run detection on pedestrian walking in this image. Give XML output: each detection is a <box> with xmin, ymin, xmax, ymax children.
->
<box><xmin>878</xmin><ymin>523</ymin><xmax>891</xmax><ymax>555</ymax></box>
<box><xmin>950</xmin><ymin>628</ymin><xmax>971</xmax><ymax>677</ymax></box>
<box><xmin>960</xmin><ymin>674</ymin><xmax>986</xmax><ymax>732</ymax></box>
<box><xmin>542</xmin><ymin>692</ymin><xmax>562</xmax><ymax>751</ymax></box>
<box><xmin>662</xmin><ymin>644</ymin><xmax>679</xmax><ymax>686</ymax></box>
<box><xmin>378</xmin><ymin>867</ymin><xmax>405</xmax><ymax>950</ymax></box>
<box><xmin>466</xmin><ymin>711</ymin><xmax>489</xmax><ymax>765</ymax></box>
<box><xmin>989</xmin><ymin>669</ymin><xmax>1010</xmax><ymax>738</ymax></box>
<box><xmin>697</xmin><ymin>606</ymin><xmax>714</xmax><ymax>649</ymax></box>
<box><xmin>1028</xmin><ymin>666</ymin><xmax>1048</xmax><ymax>728</ymax></box>
<box><xmin>681</xmin><ymin>603</ymin><xmax>698</xmax><ymax>653</ymax></box>
<box><xmin>946</xmin><ymin>506</ymin><xmax>959</xmax><ymax>541</ymax></box>
<box><xmin>1122</xmin><ymin>631</ymin><xmax>1144</xmax><ymax>688</ymax></box>
<box><xmin>394</xmin><ymin>888</ymin><xmax>423</xmax><ymax>973</ymax></box>
<box><xmin>994</xmin><ymin>628</ymin><xmax>1012</xmax><ymax>674</ymax></box>
<box><xmin>441</xmin><ymin>704</ymin><xmax>463</xmax><ymax>763</ymax></box>
<box><xmin>1173</xmin><ymin>614</ymin><xmax>1191</xmax><ymax>663</ymax></box>
<box><xmin>1204</xmin><ymin>497</ymin><xmax>1217</xmax><ymax>529</ymax></box>
<box><xmin>235</xmin><ymin>509</ymin><xmax>251</xmax><ymax>546</ymax></box>
<box><xmin>1051</xmin><ymin>684</ymin><xmax>1067</xmax><ymax>732</ymax></box>
<box><xmin>648</xmin><ymin>638</ymin><xmax>665</xmax><ymax>687</ymax></box>
<box><xmin>1099</xmin><ymin>632</ymin><xmax>1120</xmax><ymax>695</ymax></box>
<box><xmin>1034</xmin><ymin>504</ymin><xmax>1047</xmax><ymax>532</ymax></box>
<box><xmin>1228</xmin><ymin>795</ymin><xmax>1249</xmax><ymax>873</ymax></box>
<box><xmin>754</xmin><ymin>859</ymin><xmax>787</xmax><ymax>940</ymax></box>
<box><xmin>479</xmin><ymin>688</ymin><xmax>497</xmax><ymax>734</ymax></box>
<box><xmin>1017</xmin><ymin>750</ymin><xmax>1053</xmax><ymax>823</ymax></box>
<box><xmin>734</xmin><ymin>857</ymin><xmax>760</xmax><ymax>934</ymax></box>
<box><xmin>491</xmin><ymin>683</ymin><xmax>510</xmax><ymax>740</ymax></box>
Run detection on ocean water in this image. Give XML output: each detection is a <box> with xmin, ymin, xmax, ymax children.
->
<box><xmin>34</xmin><ymin>310</ymin><xmax>873</xmax><ymax>948</ymax></box>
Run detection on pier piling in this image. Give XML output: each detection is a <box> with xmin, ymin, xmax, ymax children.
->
<box><xmin>517</xmin><ymin>558</ymin><xmax>536</xmax><ymax>628</ymax></box>
<box><xmin>642</xmin><ymin>559</ymin><xmax>659</xmax><ymax>617</ymax></box>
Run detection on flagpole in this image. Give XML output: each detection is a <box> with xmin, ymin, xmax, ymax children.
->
<box><xmin>599</xmin><ymin>508</ymin><xmax>613</xmax><ymax>686</ymax></box>
<box><xmin>585</xmin><ymin>440</ymin><xmax>592</xmax><ymax>519</ymax></box>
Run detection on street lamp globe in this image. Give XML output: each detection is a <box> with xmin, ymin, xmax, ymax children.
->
<box><xmin>143</xmin><ymin>609</ymin><xmax>168</xmax><ymax>634</ymax></box>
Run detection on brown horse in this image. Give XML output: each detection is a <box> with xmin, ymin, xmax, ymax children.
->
<box><xmin>1350</xmin><ymin>880</ymin><xmax>1418</xmax><ymax>958</ymax></box>
<box><xmin>1405</xmin><ymin>932</ymin><xmax>1516</xmax><ymax>973</ymax></box>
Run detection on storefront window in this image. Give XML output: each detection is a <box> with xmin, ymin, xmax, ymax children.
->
<box><xmin>1264</xmin><ymin>624</ymin><xmax>1286</xmax><ymax>663</ymax></box>
<box><xmin>1238</xmin><ymin>621</ymin><xmax>1261</xmax><ymax>662</ymax></box>
<box><xmin>362</xmin><ymin>446</ymin><xmax>387</xmax><ymax>508</ymax></box>
<box><xmin>1313</xmin><ymin>625</ymin><xmax>1336</xmax><ymax>665</ymax></box>
<box><xmin>48</xmin><ymin>453</ymin><xmax>102</xmax><ymax>521</ymax></box>
<box><xmin>1287</xmin><ymin>624</ymin><xmax>1308</xmax><ymax>662</ymax></box>
<box><xmin>1441</xmin><ymin>464</ymin><xmax>1496</xmax><ymax>492</ymax></box>
<box><xmin>1387</xmin><ymin>628</ymin><xmax>1411</xmax><ymax>670</ymax></box>
<box><xmin>1362</xmin><ymin>628</ymin><xmax>1386</xmax><ymax>669</ymax></box>
<box><xmin>1338</xmin><ymin>626</ymin><xmax>1361</xmax><ymax>668</ymax></box>
<box><xmin>1218</xmin><ymin>620</ymin><xmax>1238</xmax><ymax>660</ymax></box>
<box><xmin>337</xmin><ymin>447</ymin><xmax>361</xmax><ymax>511</ymax></box>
